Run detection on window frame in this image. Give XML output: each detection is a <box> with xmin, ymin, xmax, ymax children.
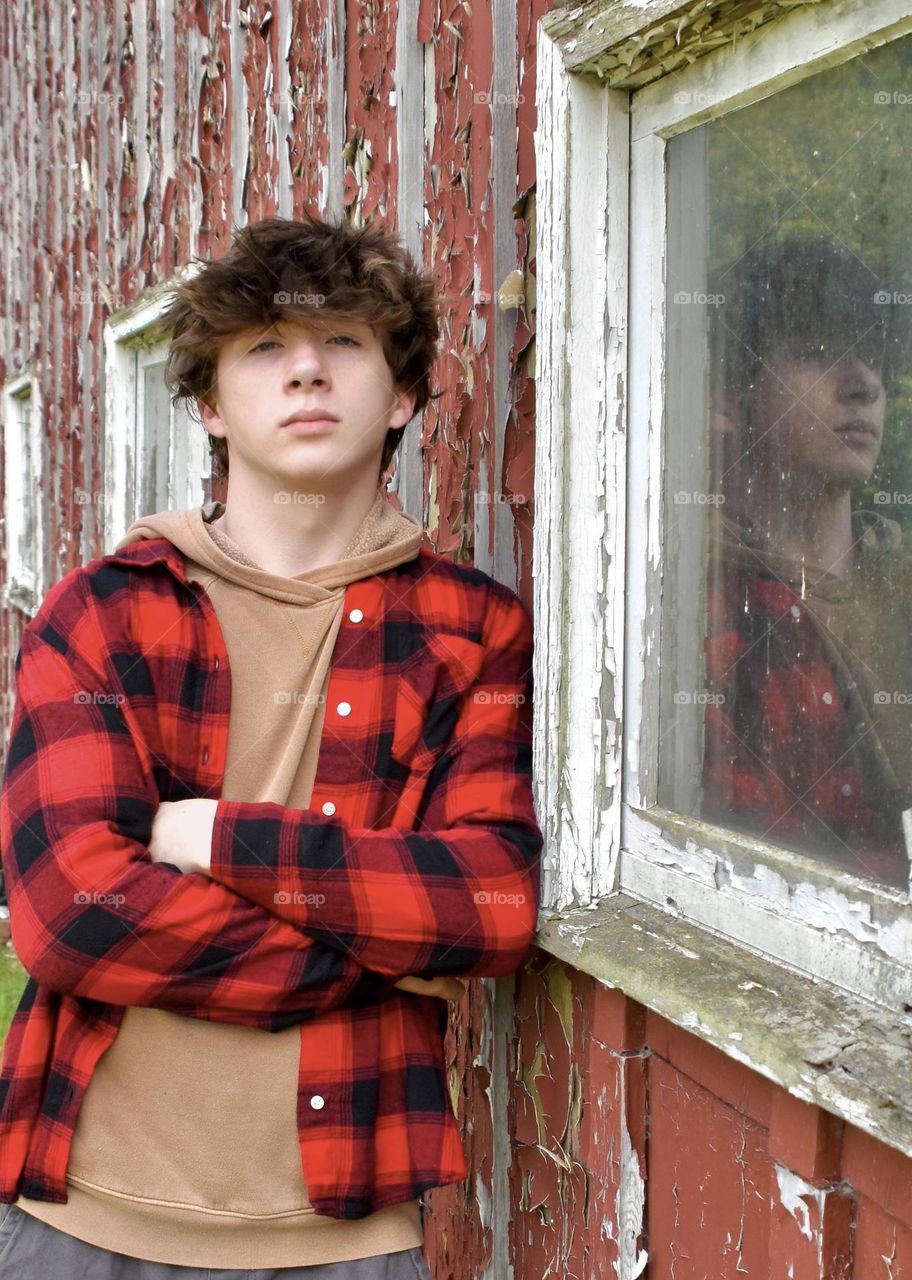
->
<box><xmin>532</xmin><ymin>0</ymin><xmax>912</xmax><ymax>1014</ymax></box>
<box><xmin>103</xmin><ymin>266</ymin><xmax>208</xmax><ymax>551</ymax></box>
<box><xmin>2</xmin><ymin>370</ymin><xmax>45</xmax><ymax>615</ymax></box>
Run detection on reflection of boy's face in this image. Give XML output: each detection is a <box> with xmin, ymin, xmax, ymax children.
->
<box><xmin>739</xmin><ymin>349</ymin><xmax>885</xmax><ymax>490</ymax></box>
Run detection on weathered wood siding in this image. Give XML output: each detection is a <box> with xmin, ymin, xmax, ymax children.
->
<box><xmin>1</xmin><ymin>3</ymin><xmax>910</xmax><ymax>1279</ymax></box>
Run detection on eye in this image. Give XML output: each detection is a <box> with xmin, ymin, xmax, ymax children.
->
<box><xmin>331</xmin><ymin>335</ymin><xmax>359</xmax><ymax>346</ymax></box>
<box><xmin>250</xmin><ymin>339</ymin><xmax>280</xmax><ymax>353</ymax></box>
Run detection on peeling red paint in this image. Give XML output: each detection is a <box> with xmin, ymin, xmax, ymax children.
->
<box><xmin>1</xmin><ymin>3</ymin><xmax>911</xmax><ymax>1278</ymax></box>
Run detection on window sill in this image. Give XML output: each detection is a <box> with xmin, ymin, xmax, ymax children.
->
<box><xmin>535</xmin><ymin>891</ymin><xmax>912</xmax><ymax>1160</ymax></box>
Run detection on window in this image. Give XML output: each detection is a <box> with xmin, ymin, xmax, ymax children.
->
<box><xmin>103</xmin><ymin>272</ymin><xmax>208</xmax><ymax>550</ymax></box>
<box><xmin>2</xmin><ymin>372</ymin><xmax>44</xmax><ymax>614</ymax></box>
<box><xmin>657</xmin><ymin>38</ymin><xmax>912</xmax><ymax>896</ymax></box>
<box><xmin>533</xmin><ymin>1</ymin><xmax>912</xmax><ymax>1013</ymax></box>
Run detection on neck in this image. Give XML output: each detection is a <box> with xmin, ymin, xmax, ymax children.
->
<box><xmin>212</xmin><ymin>472</ymin><xmax>383</xmax><ymax>576</ymax></box>
<box><xmin>738</xmin><ymin>482</ymin><xmax>856</xmax><ymax>578</ymax></box>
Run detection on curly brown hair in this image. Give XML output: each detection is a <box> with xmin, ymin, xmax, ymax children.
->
<box><xmin>159</xmin><ymin>211</ymin><xmax>443</xmax><ymax>482</ymax></box>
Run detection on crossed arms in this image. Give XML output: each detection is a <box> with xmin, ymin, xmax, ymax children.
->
<box><xmin>0</xmin><ymin>587</ymin><xmax>541</xmax><ymax>1028</ymax></box>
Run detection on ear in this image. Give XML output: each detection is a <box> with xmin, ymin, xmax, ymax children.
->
<box><xmin>199</xmin><ymin>397</ymin><xmax>227</xmax><ymax>439</ymax></box>
<box><xmin>710</xmin><ymin>394</ymin><xmax>743</xmax><ymax>441</ymax></box>
<box><xmin>389</xmin><ymin>386</ymin><xmax>417</xmax><ymax>430</ymax></box>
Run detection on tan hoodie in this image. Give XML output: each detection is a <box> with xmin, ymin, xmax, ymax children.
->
<box><xmin>16</xmin><ymin>492</ymin><xmax>462</xmax><ymax>1268</ymax></box>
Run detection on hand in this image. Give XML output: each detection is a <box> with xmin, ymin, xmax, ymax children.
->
<box><xmin>148</xmin><ymin>799</ymin><xmax>218</xmax><ymax>875</ymax></box>
<box><xmin>393</xmin><ymin>975</ymin><xmax>467</xmax><ymax>1000</ymax></box>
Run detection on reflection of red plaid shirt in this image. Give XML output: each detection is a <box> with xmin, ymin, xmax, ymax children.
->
<box><xmin>701</xmin><ymin>532</ymin><xmax>910</xmax><ymax>887</ymax></box>
<box><xmin>0</xmin><ymin>537</ymin><xmax>542</xmax><ymax>1217</ymax></box>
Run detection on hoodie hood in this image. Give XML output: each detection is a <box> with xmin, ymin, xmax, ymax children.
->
<box><xmin>113</xmin><ymin>490</ymin><xmax>426</xmax><ymax>605</ymax></box>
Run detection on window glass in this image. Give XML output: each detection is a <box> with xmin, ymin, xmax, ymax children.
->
<box><xmin>659</xmin><ymin>36</ymin><xmax>912</xmax><ymax>891</ymax></box>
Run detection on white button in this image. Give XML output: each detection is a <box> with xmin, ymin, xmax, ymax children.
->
<box><xmin>822</xmin><ymin>692</ymin><xmax>833</xmax><ymax>705</ymax></box>
<box><xmin>790</xmin><ymin>605</ymin><xmax>800</xmax><ymax>619</ymax></box>
<box><xmin>321</xmin><ymin>801</ymin><xmax>336</xmax><ymax>816</ymax></box>
<box><xmin>349</xmin><ymin>608</ymin><xmax>363</xmax><ymax>623</ymax></box>
<box><xmin>310</xmin><ymin>1095</ymin><xmax>325</xmax><ymax>1110</ymax></box>
<box><xmin>337</xmin><ymin>701</ymin><xmax>351</xmax><ymax>717</ymax></box>
<box><xmin>840</xmin><ymin>784</ymin><xmax>853</xmax><ymax>797</ymax></box>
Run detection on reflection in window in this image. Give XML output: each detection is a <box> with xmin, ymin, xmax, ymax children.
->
<box><xmin>659</xmin><ymin>36</ymin><xmax>912</xmax><ymax>891</ymax></box>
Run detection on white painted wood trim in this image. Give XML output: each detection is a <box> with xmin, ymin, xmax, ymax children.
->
<box><xmin>534</xmin><ymin>28</ymin><xmax>630</xmax><ymax>911</ymax></box>
<box><xmin>2</xmin><ymin>371</ymin><xmax>44</xmax><ymax>613</ymax></box>
<box><xmin>631</xmin><ymin>0</ymin><xmax>912</xmax><ymax>142</ymax></box>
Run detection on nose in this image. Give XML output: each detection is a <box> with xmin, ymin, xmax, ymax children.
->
<box><xmin>284</xmin><ymin>331</ymin><xmax>329</xmax><ymax>388</ymax></box>
<box><xmin>836</xmin><ymin>352</ymin><xmax>883</xmax><ymax>406</ymax></box>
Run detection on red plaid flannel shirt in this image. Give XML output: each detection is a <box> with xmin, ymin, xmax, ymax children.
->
<box><xmin>0</xmin><ymin>536</ymin><xmax>542</xmax><ymax>1218</ymax></box>
<box><xmin>701</xmin><ymin>536</ymin><xmax>910</xmax><ymax>887</ymax></box>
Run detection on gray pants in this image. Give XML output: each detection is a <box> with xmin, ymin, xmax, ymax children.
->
<box><xmin>0</xmin><ymin>1204</ymin><xmax>433</xmax><ymax>1279</ymax></box>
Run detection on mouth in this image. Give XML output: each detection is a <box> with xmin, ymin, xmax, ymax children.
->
<box><xmin>833</xmin><ymin>421</ymin><xmax>878</xmax><ymax>445</ymax></box>
<box><xmin>280</xmin><ymin>411</ymin><xmax>340</xmax><ymax>436</ymax></box>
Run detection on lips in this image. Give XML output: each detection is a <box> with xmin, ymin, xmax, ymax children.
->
<box><xmin>280</xmin><ymin>410</ymin><xmax>340</xmax><ymax>427</ymax></box>
<box><xmin>834</xmin><ymin>421</ymin><xmax>878</xmax><ymax>442</ymax></box>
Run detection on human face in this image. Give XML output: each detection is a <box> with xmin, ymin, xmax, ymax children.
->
<box><xmin>740</xmin><ymin>348</ymin><xmax>885</xmax><ymax>493</ymax></box>
<box><xmin>199</xmin><ymin>316</ymin><xmax>416</xmax><ymax>493</ymax></box>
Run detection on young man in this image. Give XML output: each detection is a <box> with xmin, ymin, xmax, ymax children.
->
<box><xmin>0</xmin><ymin>213</ymin><xmax>543</xmax><ymax>1277</ymax></box>
<box><xmin>699</xmin><ymin>237</ymin><xmax>912</xmax><ymax>889</ymax></box>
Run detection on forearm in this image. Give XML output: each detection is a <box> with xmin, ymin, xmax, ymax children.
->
<box><xmin>208</xmin><ymin>802</ymin><xmax>541</xmax><ymax>980</ymax></box>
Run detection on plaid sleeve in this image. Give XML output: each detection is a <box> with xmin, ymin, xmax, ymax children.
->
<box><xmin>0</xmin><ymin>627</ymin><xmax>395</xmax><ymax>1027</ymax></box>
<box><xmin>209</xmin><ymin>589</ymin><xmax>543</xmax><ymax>980</ymax></box>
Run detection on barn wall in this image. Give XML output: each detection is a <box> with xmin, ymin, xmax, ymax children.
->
<box><xmin>513</xmin><ymin>956</ymin><xmax>912</xmax><ymax>1279</ymax></box>
<box><xmin>1</xmin><ymin>3</ymin><xmax>910</xmax><ymax>1279</ymax></box>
